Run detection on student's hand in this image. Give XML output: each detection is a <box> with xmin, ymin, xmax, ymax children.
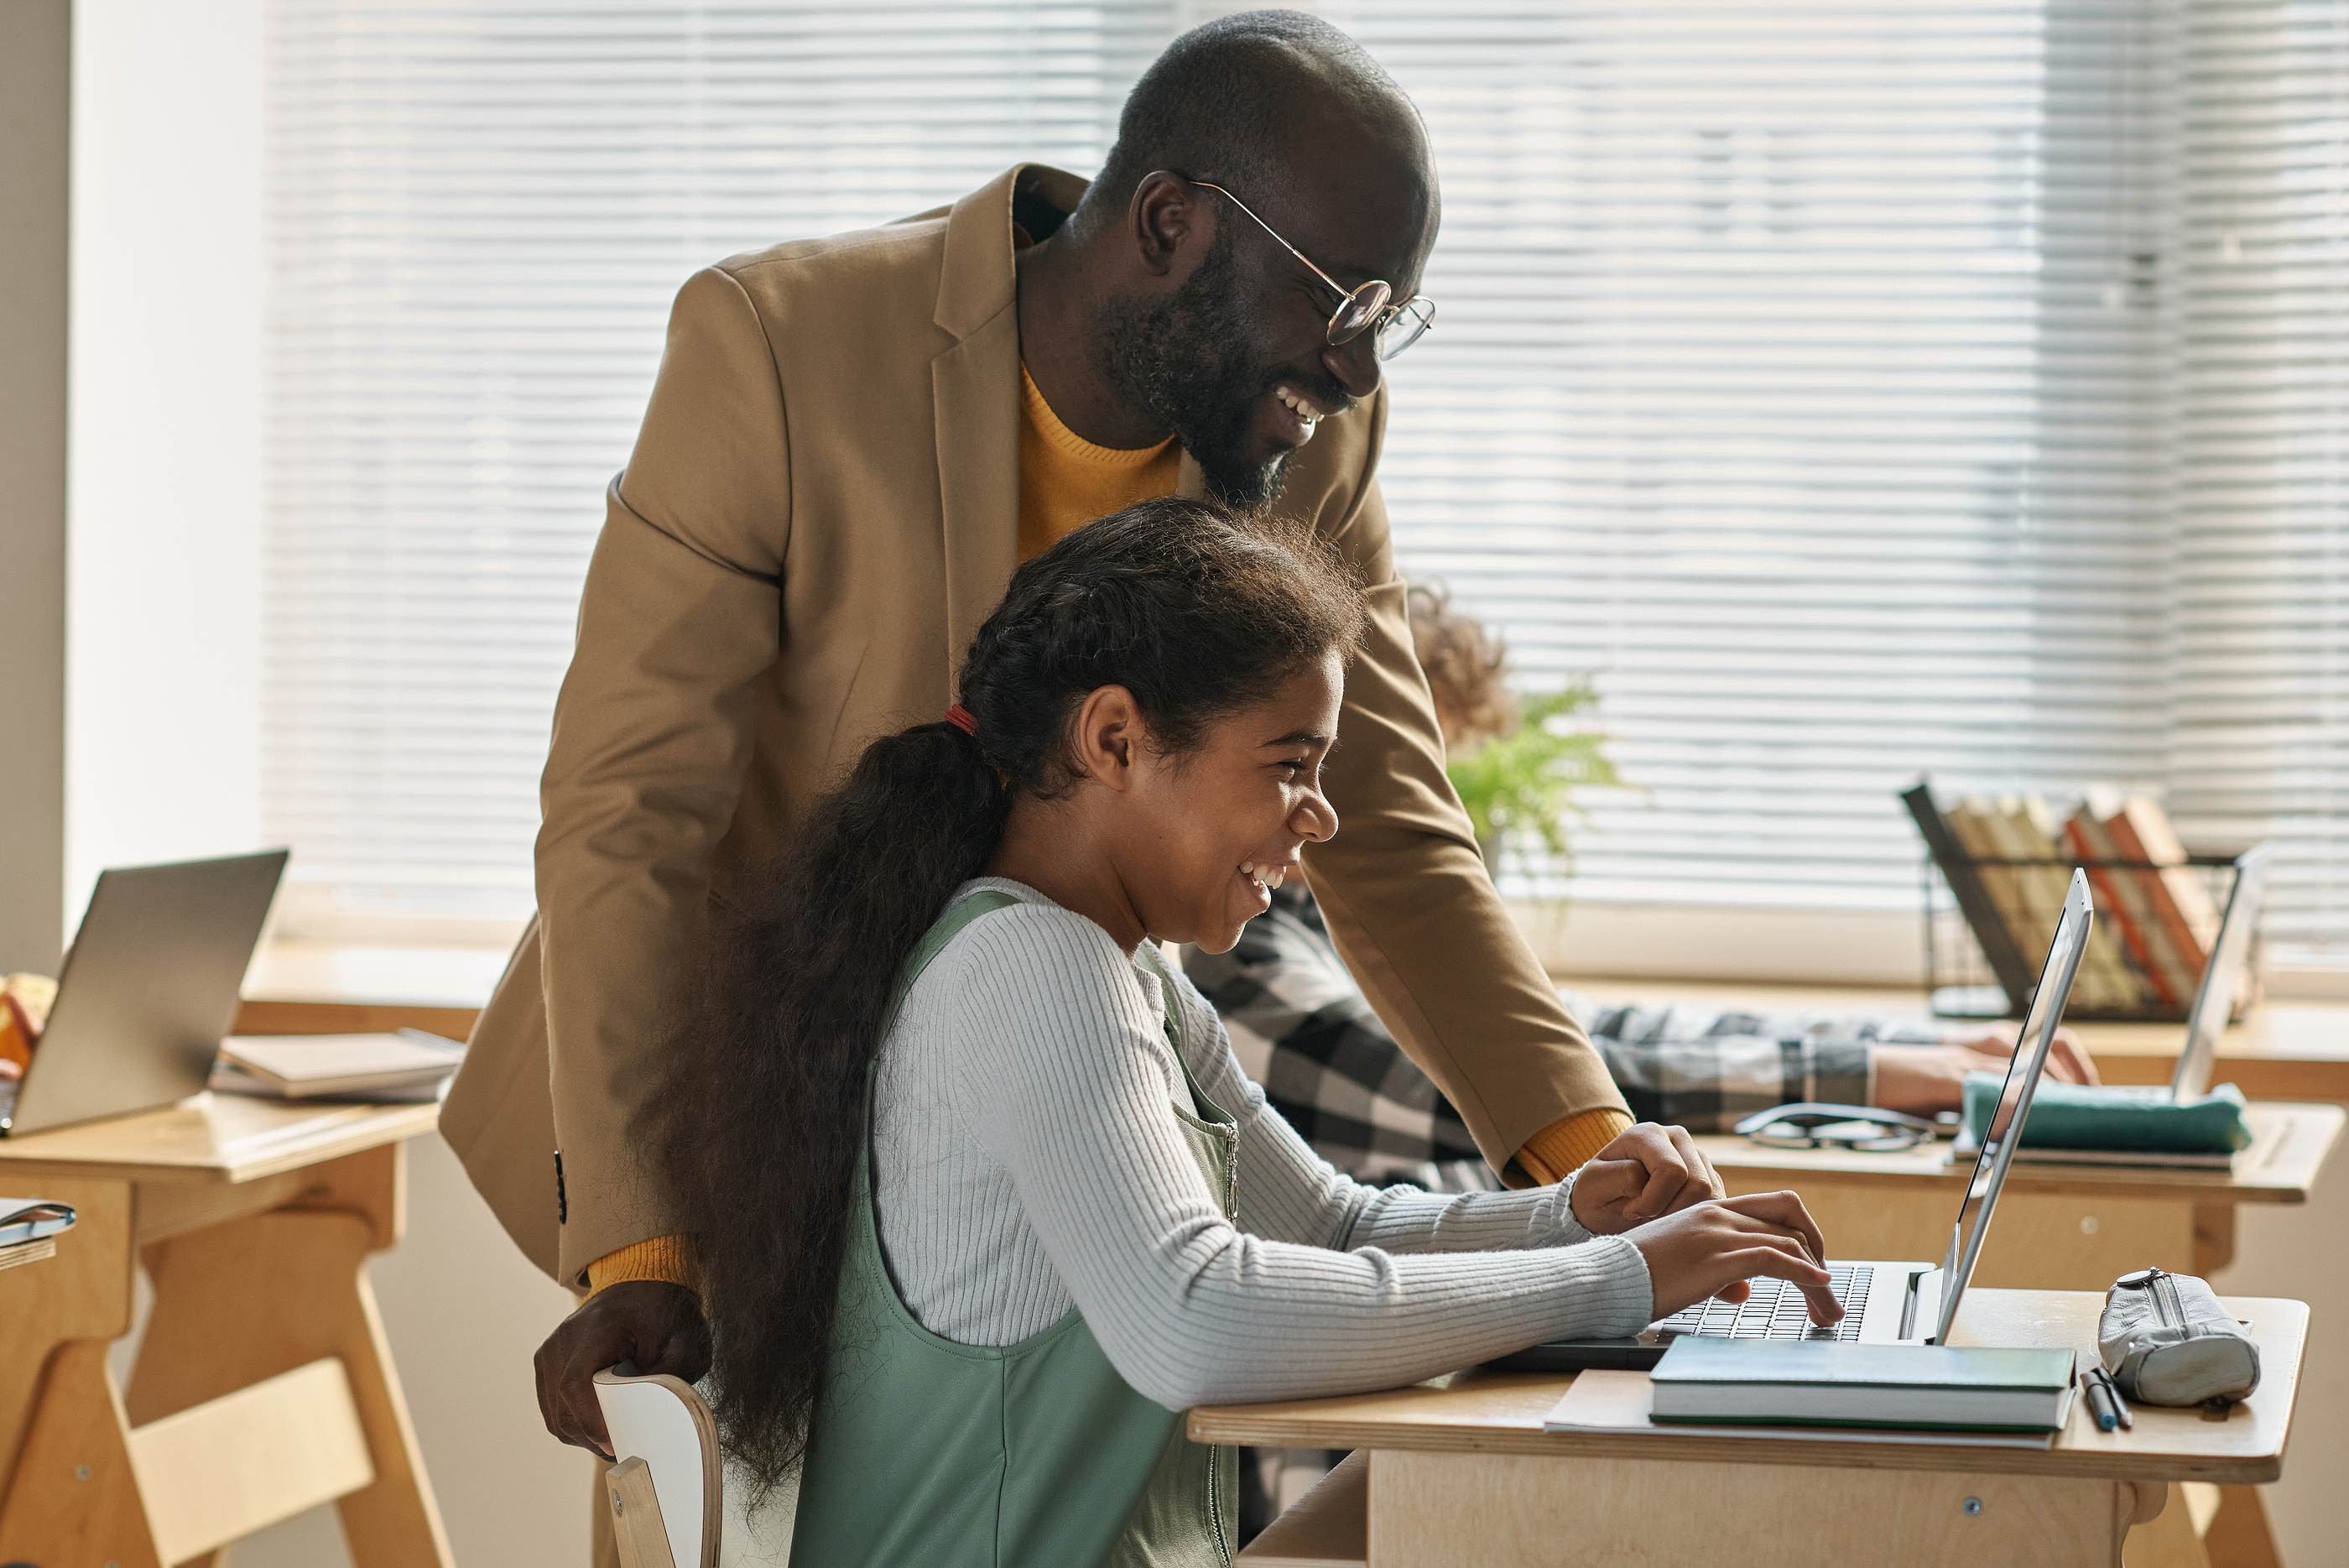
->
<box><xmin>1628</xmin><ymin>1191</ymin><xmax>1842</xmax><ymax>1327</ymax></box>
<box><xmin>533</xmin><ymin>1280</ymin><xmax>711</xmax><ymax>1460</ymax></box>
<box><xmin>1872</xmin><ymin>1023</ymin><xmax>2097</xmax><ymax>1115</ymax></box>
<box><xmin>1568</xmin><ymin>1122</ymin><xmax>1725</xmax><ymax>1235</ymax></box>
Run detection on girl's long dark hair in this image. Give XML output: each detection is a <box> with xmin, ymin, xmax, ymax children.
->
<box><xmin>656</xmin><ymin>497</ymin><xmax>1366</xmax><ymax>1492</ymax></box>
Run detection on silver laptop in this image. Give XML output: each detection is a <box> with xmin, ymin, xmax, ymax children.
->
<box><xmin>1990</xmin><ymin>843</ymin><xmax>2271</xmax><ymax>1171</ymax></box>
<box><xmin>1495</xmin><ymin>869</ymin><xmax>2096</xmax><ymax>1372</ymax></box>
<box><xmin>2164</xmin><ymin>842</ymin><xmax>2268</xmax><ymax>1102</ymax></box>
<box><xmin>0</xmin><ymin>850</ymin><xmax>288</xmax><ymax>1137</ymax></box>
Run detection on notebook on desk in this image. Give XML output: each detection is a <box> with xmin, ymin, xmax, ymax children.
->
<box><xmin>1542</xmin><ymin>1367</ymin><xmax>2063</xmax><ymax>1451</ymax></box>
<box><xmin>213</xmin><ymin>1030</ymin><xmax>465</xmax><ymax>1102</ymax></box>
<box><xmin>1492</xmin><ymin>870</ymin><xmax>2097</xmax><ymax>1373</ymax></box>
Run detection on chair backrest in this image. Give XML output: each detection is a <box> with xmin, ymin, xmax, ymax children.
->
<box><xmin>594</xmin><ymin>1365</ymin><xmax>721</xmax><ymax>1568</ymax></box>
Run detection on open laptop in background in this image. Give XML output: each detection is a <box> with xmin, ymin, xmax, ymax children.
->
<box><xmin>0</xmin><ymin>850</ymin><xmax>288</xmax><ymax>1138</ymax></box>
<box><xmin>1987</xmin><ymin>842</ymin><xmax>2272</xmax><ymax>1172</ymax></box>
<box><xmin>1493</xmin><ymin>870</ymin><xmax>2096</xmax><ymax>1373</ymax></box>
<box><xmin>2170</xmin><ymin>843</ymin><xmax>2273</xmax><ymax>1100</ymax></box>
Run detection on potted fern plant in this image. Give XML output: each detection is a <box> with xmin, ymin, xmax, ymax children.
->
<box><xmin>1409</xmin><ymin>586</ymin><xmax>1622</xmax><ymax>874</ymax></box>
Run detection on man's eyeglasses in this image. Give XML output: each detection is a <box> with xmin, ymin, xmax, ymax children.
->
<box><xmin>1733</xmin><ymin>1102</ymin><xmax>1937</xmax><ymax>1154</ymax></box>
<box><xmin>1187</xmin><ymin>179</ymin><xmax>1436</xmax><ymax>362</ymax></box>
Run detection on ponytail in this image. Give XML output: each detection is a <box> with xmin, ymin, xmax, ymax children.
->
<box><xmin>659</xmin><ymin>497</ymin><xmax>1365</xmax><ymax>1493</ymax></box>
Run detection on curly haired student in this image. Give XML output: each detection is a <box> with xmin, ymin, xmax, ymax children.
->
<box><xmin>661</xmin><ymin>501</ymin><xmax>1841</xmax><ymax>1566</ymax></box>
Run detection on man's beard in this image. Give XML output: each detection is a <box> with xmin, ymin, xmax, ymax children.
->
<box><xmin>1094</xmin><ymin>235</ymin><xmax>1294</xmax><ymax>508</ymax></box>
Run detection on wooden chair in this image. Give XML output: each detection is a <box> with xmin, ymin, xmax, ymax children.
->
<box><xmin>594</xmin><ymin>1364</ymin><xmax>721</xmax><ymax>1568</ymax></box>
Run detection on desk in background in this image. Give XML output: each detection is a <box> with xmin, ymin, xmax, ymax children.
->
<box><xmin>1201</xmin><ymin>1288</ymin><xmax>2308</xmax><ymax>1568</ymax></box>
<box><xmin>1558</xmin><ymin>974</ymin><xmax>2349</xmax><ymax>1107</ymax></box>
<box><xmin>0</xmin><ymin>1095</ymin><xmax>450</xmax><ymax>1567</ymax></box>
<box><xmin>1704</xmin><ymin>1101</ymin><xmax>2341</xmax><ymax>1285</ymax></box>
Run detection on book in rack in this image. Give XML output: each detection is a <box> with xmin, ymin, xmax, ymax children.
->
<box><xmin>1905</xmin><ymin>782</ymin><xmax>2257</xmax><ymax>1022</ymax></box>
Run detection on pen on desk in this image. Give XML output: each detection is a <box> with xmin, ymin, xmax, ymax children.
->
<box><xmin>2081</xmin><ymin>1371</ymin><xmax>2119</xmax><ymax>1432</ymax></box>
<box><xmin>2096</xmin><ymin>1368</ymin><xmax>2133</xmax><ymax>1430</ymax></box>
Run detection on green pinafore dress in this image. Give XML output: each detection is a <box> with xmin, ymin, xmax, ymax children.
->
<box><xmin>788</xmin><ymin>890</ymin><xmax>1242</xmax><ymax>1568</ymax></box>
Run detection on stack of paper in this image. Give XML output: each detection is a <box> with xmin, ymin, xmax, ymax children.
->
<box><xmin>214</xmin><ymin>1030</ymin><xmax>466</xmax><ymax>1102</ymax></box>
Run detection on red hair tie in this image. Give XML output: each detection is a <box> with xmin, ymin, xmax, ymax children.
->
<box><xmin>944</xmin><ymin>704</ymin><xmax>979</xmax><ymax>737</ymax></box>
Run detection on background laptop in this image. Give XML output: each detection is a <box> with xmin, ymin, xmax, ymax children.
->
<box><xmin>1971</xmin><ymin>843</ymin><xmax>2270</xmax><ymax>1172</ymax></box>
<box><xmin>1494</xmin><ymin>869</ymin><xmax>2095</xmax><ymax>1373</ymax></box>
<box><xmin>0</xmin><ymin>850</ymin><xmax>288</xmax><ymax>1138</ymax></box>
<box><xmin>2160</xmin><ymin>841</ymin><xmax>2268</xmax><ymax>1102</ymax></box>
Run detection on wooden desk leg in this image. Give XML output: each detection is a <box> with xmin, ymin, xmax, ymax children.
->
<box><xmin>128</xmin><ymin>1152</ymin><xmax>453</xmax><ymax>1568</ymax></box>
<box><xmin>2125</xmin><ymin>1483</ymin><xmax>2212</xmax><ymax>1568</ymax></box>
<box><xmin>0</xmin><ymin>1177</ymin><xmax>135</xmax><ymax>1490</ymax></box>
<box><xmin>2190</xmin><ymin>1204</ymin><xmax>2237</xmax><ymax>1277</ymax></box>
<box><xmin>0</xmin><ymin>1180</ymin><xmax>154</xmax><ymax>1565</ymax></box>
<box><xmin>1367</xmin><ymin>1451</ymin><xmax>2148</xmax><ymax>1567</ymax></box>
<box><xmin>0</xmin><ymin>1339</ymin><xmax>164</xmax><ymax>1567</ymax></box>
<box><xmin>2117</xmin><ymin>1481</ymin><xmax>2284</xmax><ymax>1568</ymax></box>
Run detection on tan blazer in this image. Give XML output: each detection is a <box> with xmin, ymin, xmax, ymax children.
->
<box><xmin>441</xmin><ymin>164</ymin><xmax>1628</xmax><ymax>1284</ymax></box>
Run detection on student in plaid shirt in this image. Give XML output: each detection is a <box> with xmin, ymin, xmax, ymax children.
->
<box><xmin>1185</xmin><ymin>587</ymin><xmax>2095</xmax><ymax>1194</ymax></box>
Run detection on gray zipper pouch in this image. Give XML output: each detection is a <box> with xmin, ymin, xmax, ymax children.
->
<box><xmin>2097</xmin><ymin>1268</ymin><xmax>2260</xmax><ymax>1406</ymax></box>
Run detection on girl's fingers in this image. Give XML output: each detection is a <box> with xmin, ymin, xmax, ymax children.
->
<box><xmin>1715</xmin><ymin>1190</ymin><xmax>1829</xmax><ymax>1268</ymax></box>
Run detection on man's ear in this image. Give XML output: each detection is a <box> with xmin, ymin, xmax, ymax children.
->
<box><xmin>1070</xmin><ymin>685</ymin><xmax>1144</xmax><ymax>790</ymax></box>
<box><xmin>1128</xmin><ymin>171</ymin><xmax>1204</xmax><ymax>279</ymax></box>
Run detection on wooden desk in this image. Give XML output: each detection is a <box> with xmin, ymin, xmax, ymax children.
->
<box><xmin>0</xmin><ymin>1094</ymin><xmax>451</xmax><ymax>1567</ymax></box>
<box><xmin>1557</xmin><ymin>975</ymin><xmax>2349</xmax><ymax>1106</ymax></box>
<box><xmin>1702</xmin><ymin>1102</ymin><xmax>2341</xmax><ymax>1288</ymax></box>
<box><xmin>1194</xmin><ymin>1289</ymin><xmax>2308</xmax><ymax>1568</ymax></box>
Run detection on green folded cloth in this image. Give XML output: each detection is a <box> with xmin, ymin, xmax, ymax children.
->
<box><xmin>1962</xmin><ymin>1074</ymin><xmax>2253</xmax><ymax>1154</ymax></box>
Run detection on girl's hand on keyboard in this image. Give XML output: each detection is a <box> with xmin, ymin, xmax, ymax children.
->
<box><xmin>1627</xmin><ymin>1190</ymin><xmax>1843</xmax><ymax>1327</ymax></box>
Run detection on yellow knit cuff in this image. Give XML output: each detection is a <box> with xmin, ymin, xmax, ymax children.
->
<box><xmin>1516</xmin><ymin>1108</ymin><xmax>1636</xmax><ymax>1186</ymax></box>
<box><xmin>584</xmin><ymin>1233</ymin><xmax>700</xmax><ymax>1301</ymax></box>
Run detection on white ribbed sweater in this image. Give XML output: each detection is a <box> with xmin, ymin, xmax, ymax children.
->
<box><xmin>869</xmin><ymin>878</ymin><xmax>1655</xmax><ymax>1411</ymax></box>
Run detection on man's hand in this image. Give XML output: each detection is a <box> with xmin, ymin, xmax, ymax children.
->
<box><xmin>1874</xmin><ymin>1023</ymin><xmax>2098</xmax><ymax>1116</ymax></box>
<box><xmin>534</xmin><ymin>1280</ymin><xmax>711</xmax><ymax>1460</ymax></box>
<box><xmin>1568</xmin><ymin>1122</ymin><xmax>1725</xmax><ymax>1235</ymax></box>
<box><xmin>1628</xmin><ymin>1190</ymin><xmax>1842</xmax><ymax>1327</ymax></box>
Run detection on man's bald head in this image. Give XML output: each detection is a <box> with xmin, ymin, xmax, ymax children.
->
<box><xmin>1077</xmin><ymin>10</ymin><xmax>1431</xmax><ymax>234</ymax></box>
<box><xmin>1021</xmin><ymin>13</ymin><xmax>1439</xmax><ymax>508</ymax></box>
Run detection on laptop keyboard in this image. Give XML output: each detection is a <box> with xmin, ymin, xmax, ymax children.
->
<box><xmin>1652</xmin><ymin>1263</ymin><xmax>1869</xmax><ymax>1343</ymax></box>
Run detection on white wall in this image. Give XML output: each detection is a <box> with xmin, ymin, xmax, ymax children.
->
<box><xmin>66</xmin><ymin>0</ymin><xmax>265</xmax><ymax>919</ymax></box>
<box><xmin>2207</xmin><ymin>1143</ymin><xmax>2348</xmax><ymax>1567</ymax></box>
<box><xmin>0</xmin><ymin>0</ymin><xmax>70</xmax><ymax>975</ymax></box>
<box><xmin>1512</xmin><ymin>896</ymin><xmax>1930</xmax><ymax>987</ymax></box>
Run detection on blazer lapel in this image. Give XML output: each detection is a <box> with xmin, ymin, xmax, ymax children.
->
<box><xmin>931</xmin><ymin>164</ymin><xmax>1085</xmax><ymax>672</ymax></box>
<box><xmin>933</xmin><ymin>320</ymin><xmax>1020</xmax><ymax>671</ymax></box>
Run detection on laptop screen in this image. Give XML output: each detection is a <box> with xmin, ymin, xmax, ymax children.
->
<box><xmin>2172</xmin><ymin>844</ymin><xmax>2272</xmax><ymax>1102</ymax></box>
<box><xmin>1932</xmin><ymin>868</ymin><xmax>2094</xmax><ymax>1344</ymax></box>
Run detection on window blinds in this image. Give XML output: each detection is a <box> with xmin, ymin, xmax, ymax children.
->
<box><xmin>260</xmin><ymin>0</ymin><xmax>2349</xmax><ymax>962</ymax></box>
<box><xmin>2167</xmin><ymin>0</ymin><xmax>2349</xmax><ymax>961</ymax></box>
<box><xmin>1335</xmin><ymin>0</ymin><xmax>2179</xmax><ymax>909</ymax></box>
<box><xmin>261</xmin><ymin>0</ymin><xmax>1156</xmax><ymax>922</ymax></box>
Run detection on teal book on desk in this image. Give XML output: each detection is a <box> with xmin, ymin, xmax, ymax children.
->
<box><xmin>1648</xmin><ymin>1340</ymin><xmax>2077</xmax><ymax>1432</ymax></box>
<box><xmin>1962</xmin><ymin>1074</ymin><xmax>2253</xmax><ymax>1154</ymax></box>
